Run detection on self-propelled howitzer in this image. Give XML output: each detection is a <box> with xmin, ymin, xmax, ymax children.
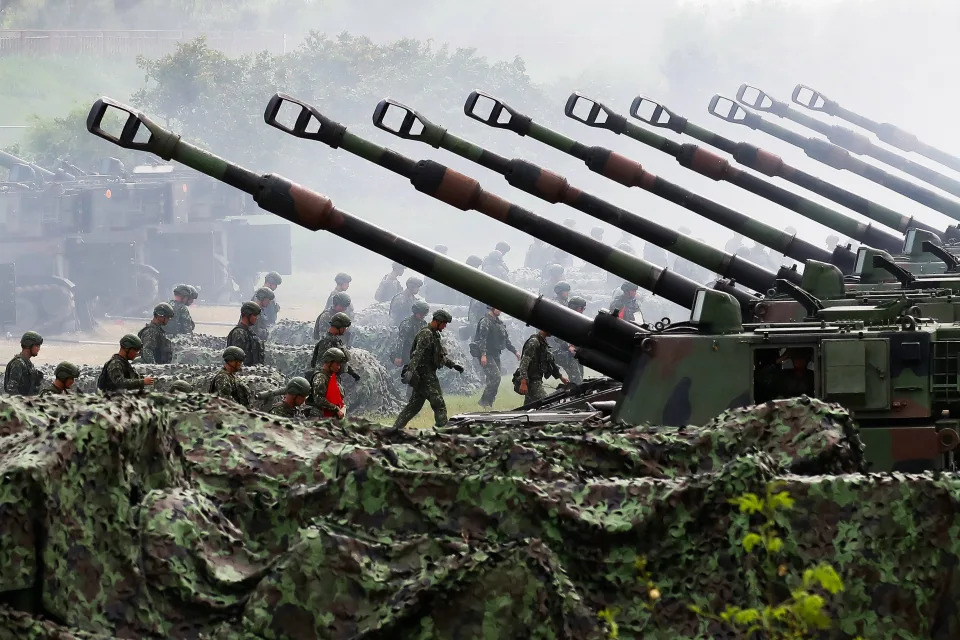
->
<box><xmin>85</xmin><ymin>97</ymin><xmax>649</xmax><ymax>380</ymax></box>
<box><xmin>791</xmin><ymin>84</ymin><xmax>960</xmax><ymax>175</ymax></box>
<box><xmin>742</xmin><ymin>84</ymin><xmax>960</xmax><ymax>199</ymax></box>
<box><xmin>368</xmin><ymin>97</ymin><xmax>777</xmax><ymax>299</ymax></box>
<box><xmin>461</xmin><ymin>91</ymin><xmax>855</xmax><ymax>275</ymax></box>
<box><xmin>563</xmin><ymin>93</ymin><xmax>904</xmax><ymax>254</ymax></box>
<box><xmin>262</xmin><ymin>93</ymin><xmax>746</xmax><ymax>311</ymax></box>
<box><xmin>709</xmin><ymin>94</ymin><xmax>960</xmax><ymax>222</ymax></box>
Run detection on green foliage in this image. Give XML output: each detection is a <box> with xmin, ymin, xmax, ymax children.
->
<box><xmin>18</xmin><ymin>107</ymin><xmax>139</xmax><ymax>169</ymax></box>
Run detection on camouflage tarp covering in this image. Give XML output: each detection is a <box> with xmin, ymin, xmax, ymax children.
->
<box><xmin>267</xmin><ymin>319</ymin><xmax>314</xmax><ymax>346</ymax></box>
<box><xmin>5</xmin><ymin>394</ymin><xmax>955</xmax><ymax>639</ymax></box>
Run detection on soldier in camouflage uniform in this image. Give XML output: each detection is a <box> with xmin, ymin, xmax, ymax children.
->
<box><xmin>259</xmin><ymin>270</ymin><xmax>283</xmax><ymax>325</ymax></box>
<box><xmin>392</xmin><ymin>300</ymin><xmax>429</xmax><ymax>367</ymax></box>
<box><xmin>312</xmin><ymin>347</ymin><xmax>348</xmax><ymax>419</ymax></box>
<box><xmin>495</xmin><ymin>241</ymin><xmax>511</xmax><ymax>260</ymax></box>
<box><xmin>610</xmin><ymin>281</ymin><xmax>643</xmax><ymax>324</ymax></box>
<box><xmin>269</xmin><ymin>376</ymin><xmax>311</xmax><ymax>417</ymax></box>
<box><xmin>310</xmin><ymin>312</ymin><xmax>360</xmax><ymax>381</ymax></box>
<box><xmin>209</xmin><ymin>346</ymin><xmax>250</xmax><ymax>406</ymax></box>
<box><xmin>516</xmin><ymin>329</ymin><xmax>567</xmax><ymax>403</ymax></box>
<box><xmin>250</xmin><ymin>287</ymin><xmax>276</xmax><ymax>341</ymax></box>
<box><xmin>389</xmin><ymin>277</ymin><xmax>424</xmax><ymax>327</ymax></box>
<box><xmin>392</xmin><ymin>310</ymin><xmax>464</xmax><ymax>430</ymax></box>
<box><xmin>481</xmin><ymin>249</ymin><xmax>510</xmax><ymax>282</ymax></box>
<box><xmin>553</xmin><ymin>281</ymin><xmax>571</xmax><ymax>305</ymax></box>
<box><xmin>324</xmin><ymin>273</ymin><xmax>353</xmax><ymax>311</ymax></box>
<box><xmin>138</xmin><ymin>303</ymin><xmax>175</xmax><ymax>364</ymax></box>
<box><xmin>473</xmin><ymin>307</ymin><xmax>521</xmax><ymax>408</ymax></box>
<box><xmin>97</xmin><ymin>334</ymin><xmax>155</xmax><ymax>393</ymax></box>
<box><xmin>38</xmin><ymin>361</ymin><xmax>80</xmax><ymax>397</ymax></box>
<box><xmin>313</xmin><ymin>291</ymin><xmax>352</xmax><ymax>340</ymax></box>
<box><xmin>553</xmin><ymin>296</ymin><xmax>586</xmax><ymax>385</ymax></box>
<box><xmin>375</xmin><ymin>262</ymin><xmax>405</xmax><ymax>303</ymax></box>
<box><xmin>165</xmin><ymin>284</ymin><xmax>197</xmax><ymax>336</ymax></box>
<box><xmin>227</xmin><ymin>302</ymin><xmax>264</xmax><ymax>366</ymax></box>
<box><xmin>3</xmin><ymin>331</ymin><xmax>44</xmax><ymax>395</ymax></box>
<box><xmin>539</xmin><ymin>263</ymin><xmax>565</xmax><ymax>296</ymax></box>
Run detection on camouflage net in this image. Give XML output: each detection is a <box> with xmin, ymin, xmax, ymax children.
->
<box><xmin>267</xmin><ymin>319</ymin><xmax>314</xmax><ymax>346</ymax></box>
<box><xmin>5</xmin><ymin>394</ymin><xmax>956</xmax><ymax>639</ymax></box>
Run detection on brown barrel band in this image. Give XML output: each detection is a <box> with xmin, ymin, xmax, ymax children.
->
<box><xmin>475</xmin><ymin>190</ymin><xmax>514</xmax><ymax>221</ymax></box>
<box><xmin>603</xmin><ymin>152</ymin><xmax>648</xmax><ymax>187</ymax></box>
<box><xmin>535</xmin><ymin>168</ymin><xmax>571</xmax><ymax>203</ymax></box>
<box><xmin>434</xmin><ymin>169</ymin><xmax>482</xmax><ymax>210</ymax></box>
<box><xmin>751</xmin><ymin>148</ymin><xmax>785</xmax><ymax>177</ymax></box>
<box><xmin>289</xmin><ymin>183</ymin><xmax>336</xmax><ymax>231</ymax></box>
<box><xmin>688</xmin><ymin>147</ymin><xmax>730</xmax><ymax>181</ymax></box>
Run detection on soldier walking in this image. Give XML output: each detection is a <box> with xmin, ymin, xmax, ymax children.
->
<box><xmin>473</xmin><ymin>307</ymin><xmax>520</xmax><ymax>408</ymax></box>
<box><xmin>259</xmin><ymin>271</ymin><xmax>283</xmax><ymax>326</ymax></box>
<box><xmin>516</xmin><ymin>329</ymin><xmax>567</xmax><ymax>403</ymax></box>
<box><xmin>324</xmin><ymin>273</ymin><xmax>354</xmax><ymax>311</ymax></box>
<box><xmin>3</xmin><ymin>331</ymin><xmax>44</xmax><ymax>395</ymax></box>
<box><xmin>389</xmin><ymin>277</ymin><xmax>424</xmax><ymax>327</ymax></box>
<box><xmin>554</xmin><ymin>296</ymin><xmax>586</xmax><ymax>385</ymax></box>
<box><xmin>210</xmin><ymin>346</ymin><xmax>251</xmax><ymax>406</ymax></box>
<box><xmin>138</xmin><ymin>303</ymin><xmax>175</xmax><ymax>364</ymax></box>
<box><xmin>375</xmin><ymin>262</ymin><xmax>405</xmax><ymax>303</ymax></box>
<box><xmin>610</xmin><ymin>282</ymin><xmax>642</xmax><ymax>323</ymax></box>
<box><xmin>165</xmin><ymin>284</ymin><xmax>197</xmax><ymax>335</ymax></box>
<box><xmin>39</xmin><ymin>362</ymin><xmax>80</xmax><ymax>396</ymax></box>
<box><xmin>227</xmin><ymin>302</ymin><xmax>264</xmax><ymax>366</ymax></box>
<box><xmin>97</xmin><ymin>334</ymin><xmax>156</xmax><ymax>392</ymax></box>
<box><xmin>392</xmin><ymin>301</ymin><xmax>429</xmax><ymax>367</ymax></box>
<box><xmin>310</xmin><ymin>312</ymin><xmax>360</xmax><ymax>381</ymax></box>
<box><xmin>314</xmin><ymin>292</ymin><xmax>352</xmax><ymax>340</ymax></box>
<box><xmin>392</xmin><ymin>310</ymin><xmax>464</xmax><ymax>430</ymax></box>
<box><xmin>312</xmin><ymin>347</ymin><xmax>348</xmax><ymax>419</ymax></box>
<box><xmin>250</xmin><ymin>287</ymin><xmax>277</xmax><ymax>340</ymax></box>
<box><xmin>269</xmin><ymin>376</ymin><xmax>311</xmax><ymax>417</ymax></box>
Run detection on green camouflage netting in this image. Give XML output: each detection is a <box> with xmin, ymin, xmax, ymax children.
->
<box><xmin>4</xmin><ymin>394</ymin><xmax>953</xmax><ymax>639</ymax></box>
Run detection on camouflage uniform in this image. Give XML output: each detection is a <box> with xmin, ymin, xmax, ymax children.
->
<box><xmin>209</xmin><ymin>370</ymin><xmax>250</xmax><ymax>407</ymax></box>
<box><xmin>393</xmin><ymin>326</ymin><xmax>458</xmax><ymax>429</ymax></box>
<box><xmin>226</xmin><ymin>324</ymin><xmax>264</xmax><ymax>366</ymax></box>
<box><xmin>138</xmin><ymin>323</ymin><xmax>173</xmax><ymax>364</ymax></box>
<box><xmin>269</xmin><ymin>401</ymin><xmax>298</xmax><ymax>417</ymax></box>
<box><xmin>309</xmin><ymin>335</ymin><xmax>357</xmax><ymax>377</ymax></box>
<box><xmin>389</xmin><ymin>291</ymin><xmax>422</xmax><ymax>327</ymax></box>
<box><xmin>610</xmin><ymin>292</ymin><xmax>642</xmax><ymax>323</ymax></box>
<box><xmin>38</xmin><ymin>385</ymin><xmax>69</xmax><ymax>397</ymax></box>
<box><xmin>392</xmin><ymin>315</ymin><xmax>427</xmax><ymax>366</ymax></box>
<box><xmin>553</xmin><ymin>339</ymin><xmax>583</xmax><ymax>385</ymax></box>
<box><xmin>3</xmin><ymin>355</ymin><xmax>41</xmax><ymax>395</ymax></box>
<box><xmin>516</xmin><ymin>333</ymin><xmax>562</xmax><ymax>403</ymax></box>
<box><xmin>374</xmin><ymin>274</ymin><xmax>402</xmax><ymax>303</ymax></box>
<box><xmin>96</xmin><ymin>355</ymin><xmax>145</xmax><ymax>392</ymax></box>
<box><xmin>310</xmin><ymin>369</ymin><xmax>344</xmax><ymax>416</ymax></box>
<box><xmin>165</xmin><ymin>300</ymin><xmax>195</xmax><ymax>335</ymax></box>
<box><xmin>474</xmin><ymin>313</ymin><xmax>518</xmax><ymax>407</ymax></box>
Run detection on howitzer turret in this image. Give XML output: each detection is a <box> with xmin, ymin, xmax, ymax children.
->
<box><xmin>461</xmin><ymin>91</ymin><xmax>855</xmax><ymax>276</ymax></box>
<box><xmin>791</xmin><ymin>84</ymin><xmax>960</xmax><ymax>174</ymax></box>
<box><xmin>709</xmin><ymin>93</ymin><xmax>960</xmax><ymax>222</ymax></box>
<box><xmin>368</xmin><ymin>97</ymin><xmax>772</xmax><ymax>301</ymax></box>
<box><xmin>85</xmin><ymin>96</ymin><xmax>671</xmax><ymax>380</ymax></box>
<box><xmin>0</xmin><ymin>149</ymin><xmax>57</xmax><ymax>183</ymax></box>
<box><xmin>562</xmin><ymin>92</ymin><xmax>904</xmax><ymax>254</ymax></box>
<box><xmin>263</xmin><ymin>93</ymin><xmax>749</xmax><ymax>311</ymax></box>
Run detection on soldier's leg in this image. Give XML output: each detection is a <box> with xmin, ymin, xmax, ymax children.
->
<box><xmin>479</xmin><ymin>358</ymin><xmax>501</xmax><ymax>407</ymax></box>
<box><xmin>524</xmin><ymin>379</ymin><xmax>547</xmax><ymax>403</ymax></box>
<box><xmin>393</xmin><ymin>386</ymin><xmax>427</xmax><ymax>429</ymax></box>
<box><xmin>424</xmin><ymin>376</ymin><xmax>448</xmax><ymax>427</ymax></box>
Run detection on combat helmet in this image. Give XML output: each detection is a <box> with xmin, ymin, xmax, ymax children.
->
<box><xmin>406</xmin><ymin>276</ymin><xmax>424</xmax><ymax>289</ymax></box>
<box><xmin>253</xmin><ymin>287</ymin><xmax>275</xmax><ymax>301</ymax></box>
<box><xmin>20</xmin><ymin>331</ymin><xmax>43</xmax><ymax>348</ymax></box>
<box><xmin>433</xmin><ymin>309</ymin><xmax>453</xmax><ymax>323</ymax></box>
<box><xmin>329</xmin><ymin>312</ymin><xmax>352</xmax><ymax>329</ymax></box>
<box><xmin>331</xmin><ymin>292</ymin><xmax>352</xmax><ymax>308</ymax></box>
<box><xmin>321</xmin><ymin>347</ymin><xmax>348</xmax><ymax>363</ymax></box>
<box><xmin>223</xmin><ymin>346</ymin><xmax>246</xmax><ymax>362</ymax></box>
<box><xmin>285</xmin><ymin>376</ymin><xmax>312</xmax><ymax>396</ymax></box>
<box><xmin>240</xmin><ymin>301</ymin><xmax>262</xmax><ymax>316</ymax></box>
<box><xmin>495</xmin><ymin>241</ymin><xmax>511</xmax><ymax>254</ymax></box>
<box><xmin>265</xmin><ymin>271</ymin><xmax>283</xmax><ymax>286</ymax></box>
<box><xmin>411</xmin><ymin>300</ymin><xmax>430</xmax><ymax>316</ymax></box>
<box><xmin>568</xmin><ymin>296</ymin><xmax>587</xmax><ymax>310</ymax></box>
<box><xmin>466</xmin><ymin>255</ymin><xmax>482</xmax><ymax>268</ymax></box>
<box><xmin>169</xmin><ymin>380</ymin><xmax>193</xmax><ymax>393</ymax></box>
<box><xmin>335</xmin><ymin>272</ymin><xmax>352</xmax><ymax>285</ymax></box>
<box><xmin>173</xmin><ymin>284</ymin><xmax>192</xmax><ymax>297</ymax></box>
<box><xmin>153</xmin><ymin>302</ymin><xmax>175</xmax><ymax>318</ymax></box>
<box><xmin>54</xmin><ymin>361</ymin><xmax>80</xmax><ymax>381</ymax></box>
<box><xmin>119</xmin><ymin>334</ymin><xmax>143</xmax><ymax>350</ymax></box>
<box><xmin>187</xmin><ymin>285</ymin><xmax>199</xmax><ymax>300</ymax></box>
<box><xmin>554</xmin><ymin>281</ymin><xmax>571</xmax><ymax>294</ymax></box>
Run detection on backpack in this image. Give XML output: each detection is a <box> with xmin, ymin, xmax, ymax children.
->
<box><xmin>468</xmin><ymin>317</ymin><xmax>484</xmax><ymax>359</ymax></box>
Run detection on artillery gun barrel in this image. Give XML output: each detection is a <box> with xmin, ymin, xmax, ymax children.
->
<box><xmin>738</xmin><ymin>84</ymin><xmax>960</xmax><ymax>199</ymax></box>
<box><xmin>709</xmin><ymin>95</ymin><xmax>960</xmax><ymax>223</ymax></box>
<box><xmin>791</xmin><ymin>84</ymin><xmax>960</xmax><ymax>176</ymax></box>
<box><xmin>85</xmin><ymin>97</ymin><xmax>629</xmax><ymax>378</ymax></box>
<box><xmin>626</xmin><ymin>93</ymin><xmax>946</xmax><ymax>240</ymax></box>
<box><xmin>370</xmin><ymin>98</ymin><xmax>771</xmax><ymax>298</ymax></box>
<box><xmin>563</xmin><ymin>92</ymin><xmax>904</xmax><ymax>254</ymax></box>
<box><xmin>461</xmin><ymin>91</ymin><xmax>843</xmax><ymax>278</ymax></box>
<box><xmin>0</xmin><ymin>149</ymin><xmax>57</xmax><ymax>180</ymax></box>
<box><xmin>262</xmin><ymin>93</ymin><xmax>722</xmax><ymax>309</ymax></box>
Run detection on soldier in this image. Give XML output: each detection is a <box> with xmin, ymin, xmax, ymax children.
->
<box><xmin>169</xmin><ymin>380</ymin><xmax>193</xmax><ymax>393</ymax></box>
<box><xmin>3</xmin><ymin>331</ymin><xmax>44</xmax><ymax>395</ymax></box>
<box><xmin>324</xmin><ymin>272</ymin><xmax>353</xmax><ymax>311</ymax></box>
<box><xmin>590</xmin><ymin>227</ymin><xmax>604</xmax><ymax>242</ymax></box>
<box><xmin>481</xmin><ymin>249</ymin><xmax>510</xmax><ymax>281</ymax></box>
<box><xmin>250</xmin><ymin>287</ymin><xmax>277</xmax><ymax>340</ymax></box>
<box><xmin>165</xmin><ymin>284</ymin><xmax>196</xmax><ymax>335</ymax></box>
<box><xmin>610</xmin><ymin>282</ymin><xmax>643</xmax><ymax>323</ymax></box>
<box><xmin>524</xmin><ymin>238</ymin><xmax>554</xmax><ymax>270</ymax></box>
<box><xmin>97</xmin><ymin>334</ymin><xmax>155</xmax><ymax>392</ymax></box>
<box><xmin>389</xmin><ymin>277</ymin><xmax>424</xmax><ymax>327</ymax></box>
<box><xmin>39</xmin><ymin>361</ymin><xmax>80</xmax><ymax>397</ymax></box>
<box><xmin>210</xmin><ymin>346</ymin><xmax>250</xmax><ymax>406</ymax></box>
<box><xmin>310</xmin><ymin>312</ymin><xmax>360</xmax><ymax>381</ymax></box>
<box><xmin>515</xmin><ymin>329</ymin><xmax>567</xmax><ymax>403</ymax></box>
<box><xmin>312</xmin><ymin>347</ymin><xmax>348</xmax><ymax>419</ymax></box>
<box><xmin>495</xmin><ymin>241</ymin><xmax>511</xmax><ymax>260</ymax></box>
<box><xmin>539</xmin><ymin>263</ymin><xmax>565</xmax><ymax>296</ymax></box>
<box><xmin>138</xmin><ymin>303</ymin><xmax>175</xmax><ymax>364</ymax></box>
<box><xmin>473</xmin><ymin>306</ymin><xmax>520</xmax><ymax>408</ymax></box>
<box><xmin>258</xmin><ymin>271</ymin><xmax>283</xmax><ymax>330</ymax></box>
<box><xmin>553</xmin><ymin>281</ymin><xmax>571</xmax><ymax>305</ymax></box>
<box><xmin>554</xmin><ymin>296</ymin><xmax>586</xmax><ymax>385</ymax></box>
<box><xmin>392</xmin><ymin>300</ymin><xmax>429</xmax><ymax>368</ymax></box>
<box><xmin>313</xmin><ymin>291</ymin><xmax>353</xmax><ymax>340</ymax></box>
<box><xmin>227</xmin><ymin>301</ymin><xmax>264</xmax><ymax>366</ymax></box>
<box><xmin>392</xmin><ymin>310</ymin><xmax>464</xmax><ymax>430</ymax></box>
<box><xmin>465</xmin><ymin>256</ymin><xmax>486</xmax><ymax>326</ymax></box>
<box><xmin>375</xmin><ymin>262</ymin><xmax>405</xmax><ymax>303</ymax></box>
<box><xmin>269</xmin><ymin>376</ymin><xmax>311</xmax><ymax>417</ymax></box>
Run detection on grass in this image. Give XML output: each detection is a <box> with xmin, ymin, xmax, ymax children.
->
<box><xmin>365</xmin><ymin>376</ymin><xmax>530</xmax><ymax>429</ymax></box>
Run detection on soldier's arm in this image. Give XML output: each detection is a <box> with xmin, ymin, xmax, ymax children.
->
<box><xmin>5</xmin><ymin>360</ymin><xmax>26</xmax><ymax>394</ymax></box>
<box><xmin>406</xmin><ymin>333</ymin><xmax>427</xmax><ymax>372</ymax></box>
<box><xmin>476</xmin><ymin>318</ymin><xmax>490</xmax><ymax>355</ymax></box>
<box><xmin>140</xmin><ymin>330</ymin><xmax>157</xmax><ymax>364</ymax></box>
<box><xmin>310</xmin><ymin>373</ymin><xmax>340</xmax><ymax>412</ymax></box>
<box><xmin>212</xmin><ymin>374</ymin><xmax>234</xmax><ymax>399</ymax></box>
<box><xmin>108</xmin><ymin>361</ymin><xmax>144</xmax><ymax>390</ymax></box>
<box><xmin>505</xmin><ymin>329</ymin><xmax>519</xmax><ymax>356</ymax></box>
<box><xmin>517</xmin><ymin>341</ymin><xmax>535</xmax><ymax>381</ymax></box>
<box><xmin>184</xmin><ymin>310</ymin><xmax>195</xmax><ymax>333</ymax></box>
